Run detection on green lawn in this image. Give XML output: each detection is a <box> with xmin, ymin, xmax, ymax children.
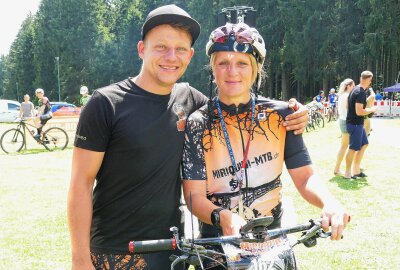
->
<box><xmin>0</xmin><ymin>118</ymin><xmax>399</xmax><ymax>269</ymax></box>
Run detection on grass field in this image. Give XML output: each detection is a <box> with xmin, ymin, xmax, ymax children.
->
<box><xmin>0</xmin><ymin>118</ymin><xmax>399</xmax><ymax>269</ymax></box>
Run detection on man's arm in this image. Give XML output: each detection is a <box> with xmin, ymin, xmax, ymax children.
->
<box><xmin>355</xmin><ymin>102</ymin><xmax>377</xmax><ymax>116</ymax></box>
<box><xmin>67</xmin><ymin>147</ymin><xmax>105</xmax><ymax>270</ymax></box>
<box><xmin>288</xmin><ymin>165</ymin><xmax>350</xmax><ymax>241</ymax></box>
<box><xmin>285</xmin><ymin>99</ymin><xmax>309</xmax><ymax>135</ymax></box>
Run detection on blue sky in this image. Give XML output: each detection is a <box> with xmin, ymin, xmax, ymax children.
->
<box><xmin>0</xmin><ymin>0</ymin><xmax>41</xmax><ymax>56</ymax></box>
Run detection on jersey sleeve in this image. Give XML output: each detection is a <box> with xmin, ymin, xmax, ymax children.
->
<box><xmin>268</xmin><ymin>99</ymin><xmax>311</xmax><ymax>169</ymax></box>
<box><xmin>188</xmin><ymin>85</ymin><xmax>209</xmax><ymax>111</ymax></box>
<box><xmin>74</xmin><ymin>91</ymin><xmax>114</xmax><ymax>152</ymax></box>
<box><xmin>182</xmin><ymin>112</ymin><xmax>207</xmax><ymax>181</ymax></box>
<box><xmin>284</xmin><ymin>131</ymin><xmax>312</xmax><ymax>169</ymax></box>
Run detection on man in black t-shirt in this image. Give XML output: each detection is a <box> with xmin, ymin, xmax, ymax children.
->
<box><xmin>67</xmin><ymin>5</ymin><xmax>309</xmax><ymax>270</ymax></box>
<box><xmin>344</xmin><ymin>71</ymin><xmax>377</xmax><ymax>179</ymax></box>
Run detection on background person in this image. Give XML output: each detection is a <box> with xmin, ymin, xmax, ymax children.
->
<box><xmin>312</xmin><ymin>90</ymin><xmax>326</xmax><ymax>112</ymax></box>
<box><xmin>313</xmin><ymin>90</ymin><xmax>326</xmax><ymax>103</ymax></box>
<box><xmin>328</xmin><ymin>87</ymin><xmax>338</xmax><ymax>116</ymax></box>
<box><xmin>375</xmin><ymin>90</ymin><xmax>382</xmax><ymax>101</ymax></box>
<box><xmin>67</xmin><ymin>4</ymin><xmax>311</xmax><ymax>270</ymax></box>
<box><xmin>34</xmin><ymin>88</ymin><xmax>52</xmax><ymax>140</ymax></box>
<box><xmin>333</xmin><ymin>79</ymin><xmax>355</xmax><ymax>176</ymax></box>
<box><xmin>344</xmin><ymin>71</ymin><xmax>377</xmax><ymax>179</ymax></box>
<box><xmin>79</xmin><ymin>85</ymin><xmax>91</xmax><ymax>107</ymax></box>
<box><xmin>182</xmin><ymin>22</ymin><xmax>349</xmax><ymax>269</ymax></box>
<box><xmin>19</xmin><ymin>94</ymin><xmax>35</xmax><ymax>119</ymax></box>
<box><xmin>364</xmin><ymin>87</ymin><xmax>375</xmax><ymax>136</ymax></box>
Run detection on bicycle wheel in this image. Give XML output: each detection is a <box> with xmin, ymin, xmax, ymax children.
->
<box><xmin>327</xmin><ymin>109</ymin><xmax>332</xmax><ymax>122</ymax></box>
<box><xmin>0</xmin><ymin>129</ymin><xmax>25</xmax><ymax>154</ymax></box>
<box><xmin>42</xmin><ymin>127</ymin><xmax>69</xmax><ymax>151</ymax></box>
<box><xmin>333</xmin><ymin>109</ymin><xmax>338</xmax><ymax>121</ymax></box>
<box><xmin>315</xmin><ymin>112</ymin><xmax>325</xmax><ymax>128</ymax></box>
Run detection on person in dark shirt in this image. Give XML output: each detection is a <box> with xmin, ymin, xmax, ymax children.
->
<box><xmin>344</xmin><ymin>71</ymin><xmax>377</xmax><ymax>179</ymax></box>
<box><xmin>67</xmin><ymin>5</ymin><xmax>309</xmax><ymax>270</ymax></box>
<box><xmin>34</xmin><ymin>88</ymin><xmax>52</xmax><ymax>140</ymax></box>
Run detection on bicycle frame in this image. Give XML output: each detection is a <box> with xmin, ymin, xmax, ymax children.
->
<box><xmin>16</xmin><ymin>119</ymin><xmax>39</xmax><ymax>148</ymax></box>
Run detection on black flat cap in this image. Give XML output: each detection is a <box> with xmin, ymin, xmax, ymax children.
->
<box><xmin>141</xmin><ymin>4</ymin><xmax>201</xmax><ymax>46</ymax></box>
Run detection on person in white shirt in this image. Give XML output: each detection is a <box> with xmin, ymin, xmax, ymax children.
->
<box><xmin>333</xmin><ymin>78</ymin><xmax>355</xmax><ymax>175</ymax></box>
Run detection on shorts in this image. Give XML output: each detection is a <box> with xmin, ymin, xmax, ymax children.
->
<box><xmin>90</xmin><ymin>251</ymin><xmax>188</xmax><ymax>270</ymax></box>
<box><xmin>339</xmin><ymin>119</ymin><xmax>348</xmax><ymax>133</ymax></box>
<box><xmin>346</xmin><ymin>123</ymin><xmax>368</xmax><ymax>151</ymax></box>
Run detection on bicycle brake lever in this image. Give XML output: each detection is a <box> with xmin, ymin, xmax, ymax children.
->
<box><xmin>317</xmin><ymin>230</ymin><xmax>344</xmax><ymax>239</ymax></box>
<box><xmin>317</xmin><ymin>230</ymin><xmax>331</xmax><ymax>238</ymax></box>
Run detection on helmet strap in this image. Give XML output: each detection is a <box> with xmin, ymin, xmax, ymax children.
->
<box><xmin>208</xmin><ymin>70</ymin><xmax>215</xmax><ymax>100</ymax></box>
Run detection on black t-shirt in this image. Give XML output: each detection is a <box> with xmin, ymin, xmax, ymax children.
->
<box><xmin>74</xmin><ymin>78</ymin><xmax>207</xmax><ymax>254</ymax></box>
<box><xmin>346</xmin><ymin>85</ymin><xmax>366</xmax><ymax>125</ymax></box>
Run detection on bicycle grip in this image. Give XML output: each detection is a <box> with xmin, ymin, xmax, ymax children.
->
<box><xmin>128</xmin><ymin>238</ymin><xmax>177</xmax><ymax>253</ymax></box>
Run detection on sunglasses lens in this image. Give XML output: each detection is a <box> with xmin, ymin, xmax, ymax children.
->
<box><xmin>215</xmin><ymin>36</ymin><xmax>227</xmax><ymax>43</ymax></box>
<box><xmin>212</xmin><ymin>28</ymin><xmax>228</xmax><ymax>43</ymax></box>
<box><xmin>211</xmin><ymin>24</ymin><xmax>255</xmax><ymax>44</ymax></box>
<box><xmin>236</xmin><ymin>29</ymin><xmax>253</xmax><ymax>43</ymax></box>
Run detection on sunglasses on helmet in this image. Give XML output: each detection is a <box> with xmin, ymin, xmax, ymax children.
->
<box><xmin>210</xmin><ymin>23</ymin><xmax>256</xmax><ymax>44</ymax></box>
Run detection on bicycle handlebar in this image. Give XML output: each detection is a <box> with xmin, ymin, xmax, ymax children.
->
<box><xmin>128</xmin><ymin>238</ymin><xmax>177</xmax><ymax>253</ymax></box>
<box><xmin>128</xmin><ymin>219</ymin><xmax>329</xmax><ymax>254</ymax></box>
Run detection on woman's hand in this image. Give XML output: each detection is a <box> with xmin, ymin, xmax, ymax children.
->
<box><xmin>219</xmin><ymin>210</ymin><xmax>247</xmax><ymax>236</ymax></box>
<box><xmin>321</xmin><ymin>202</ymin><xmax>351</xmax><ymax>241</ymax></box>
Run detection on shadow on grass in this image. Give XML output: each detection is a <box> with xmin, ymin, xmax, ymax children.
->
<box><xmin>1</xmin><ymin>146</ymin><xmax>72</xmax><ymax>155</ymax></box>
<box><xmin>329</xmin><ymin>176</ymin><xmax>369</xmax><ymax>190</ymax></box>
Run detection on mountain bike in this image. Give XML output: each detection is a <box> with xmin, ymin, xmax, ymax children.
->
<box><xmin>326</xmin><ymin>103</ymin><xmax>338</xmax><ymax>122</ymax></box>
<box><xmin>306</xmin><ymin>103</ymin><xmax>324</xmax><ymax>131</ymax></box>
<box><xmin>128</xmin><ymin>217</ymin><xmax>335</xmax><ymax>269</ymax></box>
<box><xmin>305</xmin><ymin>109</ymin><xmax>315</xmax><ymax>132</ymax></box>
<box><xmin>0</xmin><ymin>118</ymin><xmax>69</xmax><ymax>154</ymax></box>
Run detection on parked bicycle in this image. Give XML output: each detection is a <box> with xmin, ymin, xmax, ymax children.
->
<box><xmin>306</xmin><ymin>103</ymin><xmax>325</xmax><ymax>132</ymax></box>
<box><xmin>0</xmin><ymin>118</ymin><xmax>68</xmax><ymax>154</ymax></box>
<box><xmin>326</xmin><ymin>103</ymin><xmax>338</xmax><ymax>122</ymax></box>
<box><xmin>128</xmin><ymin>217</ymin><xmax>336</xmax><ymax>269</ymax></box>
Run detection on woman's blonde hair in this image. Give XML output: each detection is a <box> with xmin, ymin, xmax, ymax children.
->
<box><xmin>209</xmin><ymin>52</ymin><xmax>259</xmax><ymax>86</ymax></box>
<box><xmin>338</xmin><ymin>78</ymin><xmax>354</xmax><ymax>96</ymax></box>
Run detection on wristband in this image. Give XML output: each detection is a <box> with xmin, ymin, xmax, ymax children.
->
<box><xmin>210</xmin><ymin>207</ymin><xmax>225</xmax><ymax>227</ymax></box>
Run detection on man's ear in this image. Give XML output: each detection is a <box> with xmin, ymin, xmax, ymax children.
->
<box><xmin>137</xmin><ymin>40</ymin><xmax>144</xmax><ymax>60</ymax></box>
<box><xmin>189</xmin><ymin>47</ymin><xmax>195</xmax><ymax>60</ymax></box>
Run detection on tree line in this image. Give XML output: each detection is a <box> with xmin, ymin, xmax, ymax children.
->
<box><xmin>0</xmin><ymin>0</ymin><xmax>399</xmax><ymax>104</ymax></box>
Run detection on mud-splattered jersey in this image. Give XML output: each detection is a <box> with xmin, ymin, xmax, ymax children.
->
<box><xmin>182</xmin><ymin>97</ymin><xmax>311</xmax><ymax>233</ymax></box>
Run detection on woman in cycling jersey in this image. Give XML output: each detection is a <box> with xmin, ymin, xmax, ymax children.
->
<box><xmin>182</xmin><ymin>22</ymin><xmax>349</xmax><ymax>269</ymax></box>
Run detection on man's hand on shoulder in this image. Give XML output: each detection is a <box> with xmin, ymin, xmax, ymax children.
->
<box><xmin>284</xmin><ymin>98</ymin><xmax>308</xmax><ymax>135</ymax></box>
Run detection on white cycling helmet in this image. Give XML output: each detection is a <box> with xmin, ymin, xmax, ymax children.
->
<box><xmin>80</xmin><ymin>86</ymin><xmax>88</xmax><ymax>95</ymax></box>
<box><xmin>206</xmin><ymin>23</ymin><xmax>266</xmax><ymax>89</ymax></box>
<box><xmin>35</xmin><ymin>88</ymin><xmax>44</xmax><ymax>94</ymax></box>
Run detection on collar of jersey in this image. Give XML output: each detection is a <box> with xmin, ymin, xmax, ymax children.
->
<box><xmin>214</xmin><ymin>98</ymin><xmax>252</xmax><ymax>116</ymax></box>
